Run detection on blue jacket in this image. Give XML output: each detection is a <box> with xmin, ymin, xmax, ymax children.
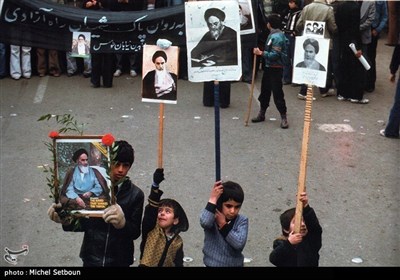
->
<box><xmin>262</xmin><ymin>28</ymin><xmax>288</xmax><ymax>68</ymax></box>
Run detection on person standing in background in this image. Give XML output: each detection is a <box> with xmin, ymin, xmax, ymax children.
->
<box><xmin>84</xmin><ymin>0</ymin><xmax>114</xmax><ymax>88</ymax></box>
<box><xmin>10</xmin><ymin>45</ymin><xmax>31</xmax><ymax>80</ymax></box>
<box><xmin>252</xmin><ymin>14</ymin><xmax>289</xmax><ymax>129</ymax></box>
<box><xmin>36</xmin><ymin>0</ymin><xmax>63</xmax><ymax>77</ymax></box>
<box><xmin>0</xmin><ymin>42</ymin><xmax>6</xmax><ymax>79</ymax></box>
<box><xmin>365</xmin><ymin>0</ymin><xmax>387</xmax><ymax>93</ymax></box>
<box><xmin>380</xmin><ymin>37</ymin><xmax>399</xmax><ymax>139</ymax></box>
<box><xmin>358</xmin><ymin>0</ymin><xmax>375</xmax><ymax>92</ymax></box>
<box><xmin>282</xmin><ymin>0</ymin><xmax>302</xmax><ymax>85</ymax></box>
<box><xmin>113</xmin><ymin>0</ymin><xmax>145</xmax><ymax>78</ymax></box>
<box><xmin>335</xmin><ymin>0</ymin><xmax>369</xmax><ymax>104</ymax></box>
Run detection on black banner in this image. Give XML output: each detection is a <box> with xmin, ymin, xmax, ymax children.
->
<box><xmin>0</xmin><ymin>0</ymin><xmax>257</xmax><ymax>54</ymax></box>
<box><xmin>0</xmin><ymin>0</ymin><xmax>185</xmax><ymax>53</ymax></box>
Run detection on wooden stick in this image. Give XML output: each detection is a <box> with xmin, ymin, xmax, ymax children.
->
<box><xmin>158</xmin><ymin>103</ymin><xmax>165</xmax><ymax>168</ymax></box>
<box><xmin>52</xmin><ymin>138</ymin><xmax>60</xmax><ymax>203</ymax></box>
<box><xmin>244</xmin><ymin>54</ymin><xmax>258</xmax><ymax>126</ymax></box>
<box><xmin>294</xmin><ymin>84</ymin><xmax>313</xmax><ymax>233</ymax></box>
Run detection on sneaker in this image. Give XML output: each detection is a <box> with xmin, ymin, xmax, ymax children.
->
<box><xmin>350</xmin><ymin>98</ymin><xmax>369</xmax><ymax>104</ymax></box>
<box><xmin>130</xmin><ymin>70</ymin><xmax>138</xmax><ymax>77</ymax></box>
<box><xmin>380</xmin><ymin>129</ymin><xmax>386</xmax><ymax>137</ymax></box>
<box><xmin>113</xmin><ymin>69</ymin><xmax>122</xmax><ymax>77</ymax></box>
<box><xmin>321</xmin><ymin>88</ymin><xmax>335</xmax><ymax>97</ymax></box>
<box><xmin>297</xmin><ymin>94</ymin><xmax>306</xmax><ymax>100</ymax></box>
<box><xmin>337</xmin><ymin>95</ymin><xmax>347</xmax><ymax>101</ymax></box>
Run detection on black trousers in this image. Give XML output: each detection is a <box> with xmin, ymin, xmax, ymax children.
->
<box><xmin>91</xmin><ymin>53</ymin><xmax>114</xmax><ymax>87</ymax></box>
<box><xmin>203</xmin><ymin>81</ymin><xmax>231</xmax><ymax>108</ymax></box>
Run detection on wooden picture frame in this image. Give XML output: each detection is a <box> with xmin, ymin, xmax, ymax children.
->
<box><xmin>55</xmin><ymin>135</ymin><xmax>111</xmax><ymax>218</ymax></box>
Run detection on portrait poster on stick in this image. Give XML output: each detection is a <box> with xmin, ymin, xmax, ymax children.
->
<box><xmin>141</xmin><ymin>44</ymin><xmax>179</xmax><ymax>104</ymax></box>
<box><xmin>239</xmin><ymin>0</ymin><xmax>256</xmax><ymax>35</ymax></box>
<box><xmin>292</xmin><ymin>36</ymin><xmax>329</xmax><ymax>87</ymax></box>
<box><xmin>70</xmin><ymin>31</ymin><xmax>91</xmax><ymax>59</ymax></box>
<box><xmin>185</xmin><ymin>0</ymin><xmax>242</xmax><ymax>82</ymax></box>
<box><xmin>55</xmin><ymin>136</ymin><xmax>111</xmax><ymax>217</ymax></box>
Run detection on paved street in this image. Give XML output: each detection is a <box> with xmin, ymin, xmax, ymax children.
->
<box><xmin>0</xmin><ymin>37</ymin><xmax>399</xmax><ymax>268</ymax></box>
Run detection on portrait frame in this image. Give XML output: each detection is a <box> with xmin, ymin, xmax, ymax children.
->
<box><xmin>70</xmin><ymin>31</ymin><xmax>91</xmax><ymax>59</ymax></box>
<box><xmin>303</xmin><ymin>20</ymin><xmax>325</xmax><ymax>39</ymax></box>
<box><xmin>292</xmin><ymin>36</ymin><xmax>329</xmax><ymax>87</ymax></box>
<box><xmin>141</xmin><ymin>44</ymin><xmax>179</xmax><ymax>104</ymax></box>
<box><xmin>185</xmin><ymin>0</ymin><xmax>242</xmax><ymax>82</ymax></box>
<box><xmin>55</xmin><ymin>135</ymin><xmax>111</xmax><ymax>218</ymax></box>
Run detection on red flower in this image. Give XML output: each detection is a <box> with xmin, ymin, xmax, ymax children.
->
<box><xmin>102</xmin><ymin>133</ymin><xmax>115</xmax><ymax>146</ymax></box>
<box><xmin>48</xmin><ymin>131</ymin><xmax>59</xmax><ymax>138</ymax></box>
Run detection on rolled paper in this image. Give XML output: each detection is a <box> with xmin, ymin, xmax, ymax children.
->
<box><xmin>349</xmin><ymin>43</ymin><xmax>371</xmax><ymax>70</ymax></box>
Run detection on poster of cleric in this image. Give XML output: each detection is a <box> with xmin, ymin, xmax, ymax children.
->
<box><xmin>185</xmin><ymin>1</ymin><xmax>242</xmax><ymax>82</ymax></box>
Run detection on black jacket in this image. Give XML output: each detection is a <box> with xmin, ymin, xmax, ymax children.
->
<box><xmin>63</xmin><ymin>178</ymin><xmax>144</xmax><ymax>267</ymax></box>
<box><xmin>269</xmin><ymin>205</ymin><xmax>322</xmax><ymax>267</ymax></box>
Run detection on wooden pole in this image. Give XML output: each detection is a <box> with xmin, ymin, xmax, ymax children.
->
<box><xmin>158</xmin><ymin>103</ymin><xmax>165</xmax><ymax>168</ymax></box>
<box><xmin>52</xmin><ymin>138</ymin><xmax>60</xmax><ymax>203</ymax></box>
<box><xmin>294</xmin><ymin>84</ymin><xmax>313</xmax><ymax>233</ymax></box>
<box><xmin>244</xmin><ymin>54</ymin><xmax>258</xmax><ymax>126</ymax></box>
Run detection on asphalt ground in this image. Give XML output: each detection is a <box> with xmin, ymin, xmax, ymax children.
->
<box><xmin>0</xmin><ymin>36</ymin><xmax>399</xmax><ymax>268</ymax></box>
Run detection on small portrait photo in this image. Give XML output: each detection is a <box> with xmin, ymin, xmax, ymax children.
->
<box><xmin>238</xmin><ymin>0</ymin><xmax>255</xmax><ymax>35</ymax></box>
<box><xmin>292</xmin><ymin>36</ymin><xmax>329</xmax><ymax>87</ymax></box>
<box><xmin>141</xmin><ymin>44</ymin><xmax>179</xmax><ymax>104</ymax></box>
<box><xmin>70</xmin><ymin>31</ymin><xmax>91</xmax><ymax>58</ymax></box>
<box><xmin>185</xmin><ymin>0</ymin><xmax>241</xmax><ymax>82</ymax></box>
<box><xmin>55</xmin><ymin>136</ymin><xmax>111</xmax><ymax>215</ymax></box>
<box><xmin>304</xmin><ymin>20</ymin><xmax>325</xmax><ymax>38</ymax></box>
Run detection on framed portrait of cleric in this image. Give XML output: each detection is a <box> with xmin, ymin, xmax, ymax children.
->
<box><xmin>70</xmin><ymin>31</ymin><xmax>91</xmax><ymax>59</ymax></box>
<box><xmin>292</xmin><ymin>36</ymin><xmax>329</xmax><ymax>88</ymax></box>
<box><xmin>185</xmin><ymin>1</ymin><xmax>242</xmax><ymax>82</ymax></box>
<box><xmin>55</xmin><ymin>135</ymin><xmax>111</xmax><ymax>217</ymax></box>
<box><xmin>141</xmin><ymin>44</ymin><xmax>179</xmax><ymax>104</ymax></box>
<box><xmin>238</xmin><ymin>0</ymin><xmax>255</xmax><ymax>35</ymax></box>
